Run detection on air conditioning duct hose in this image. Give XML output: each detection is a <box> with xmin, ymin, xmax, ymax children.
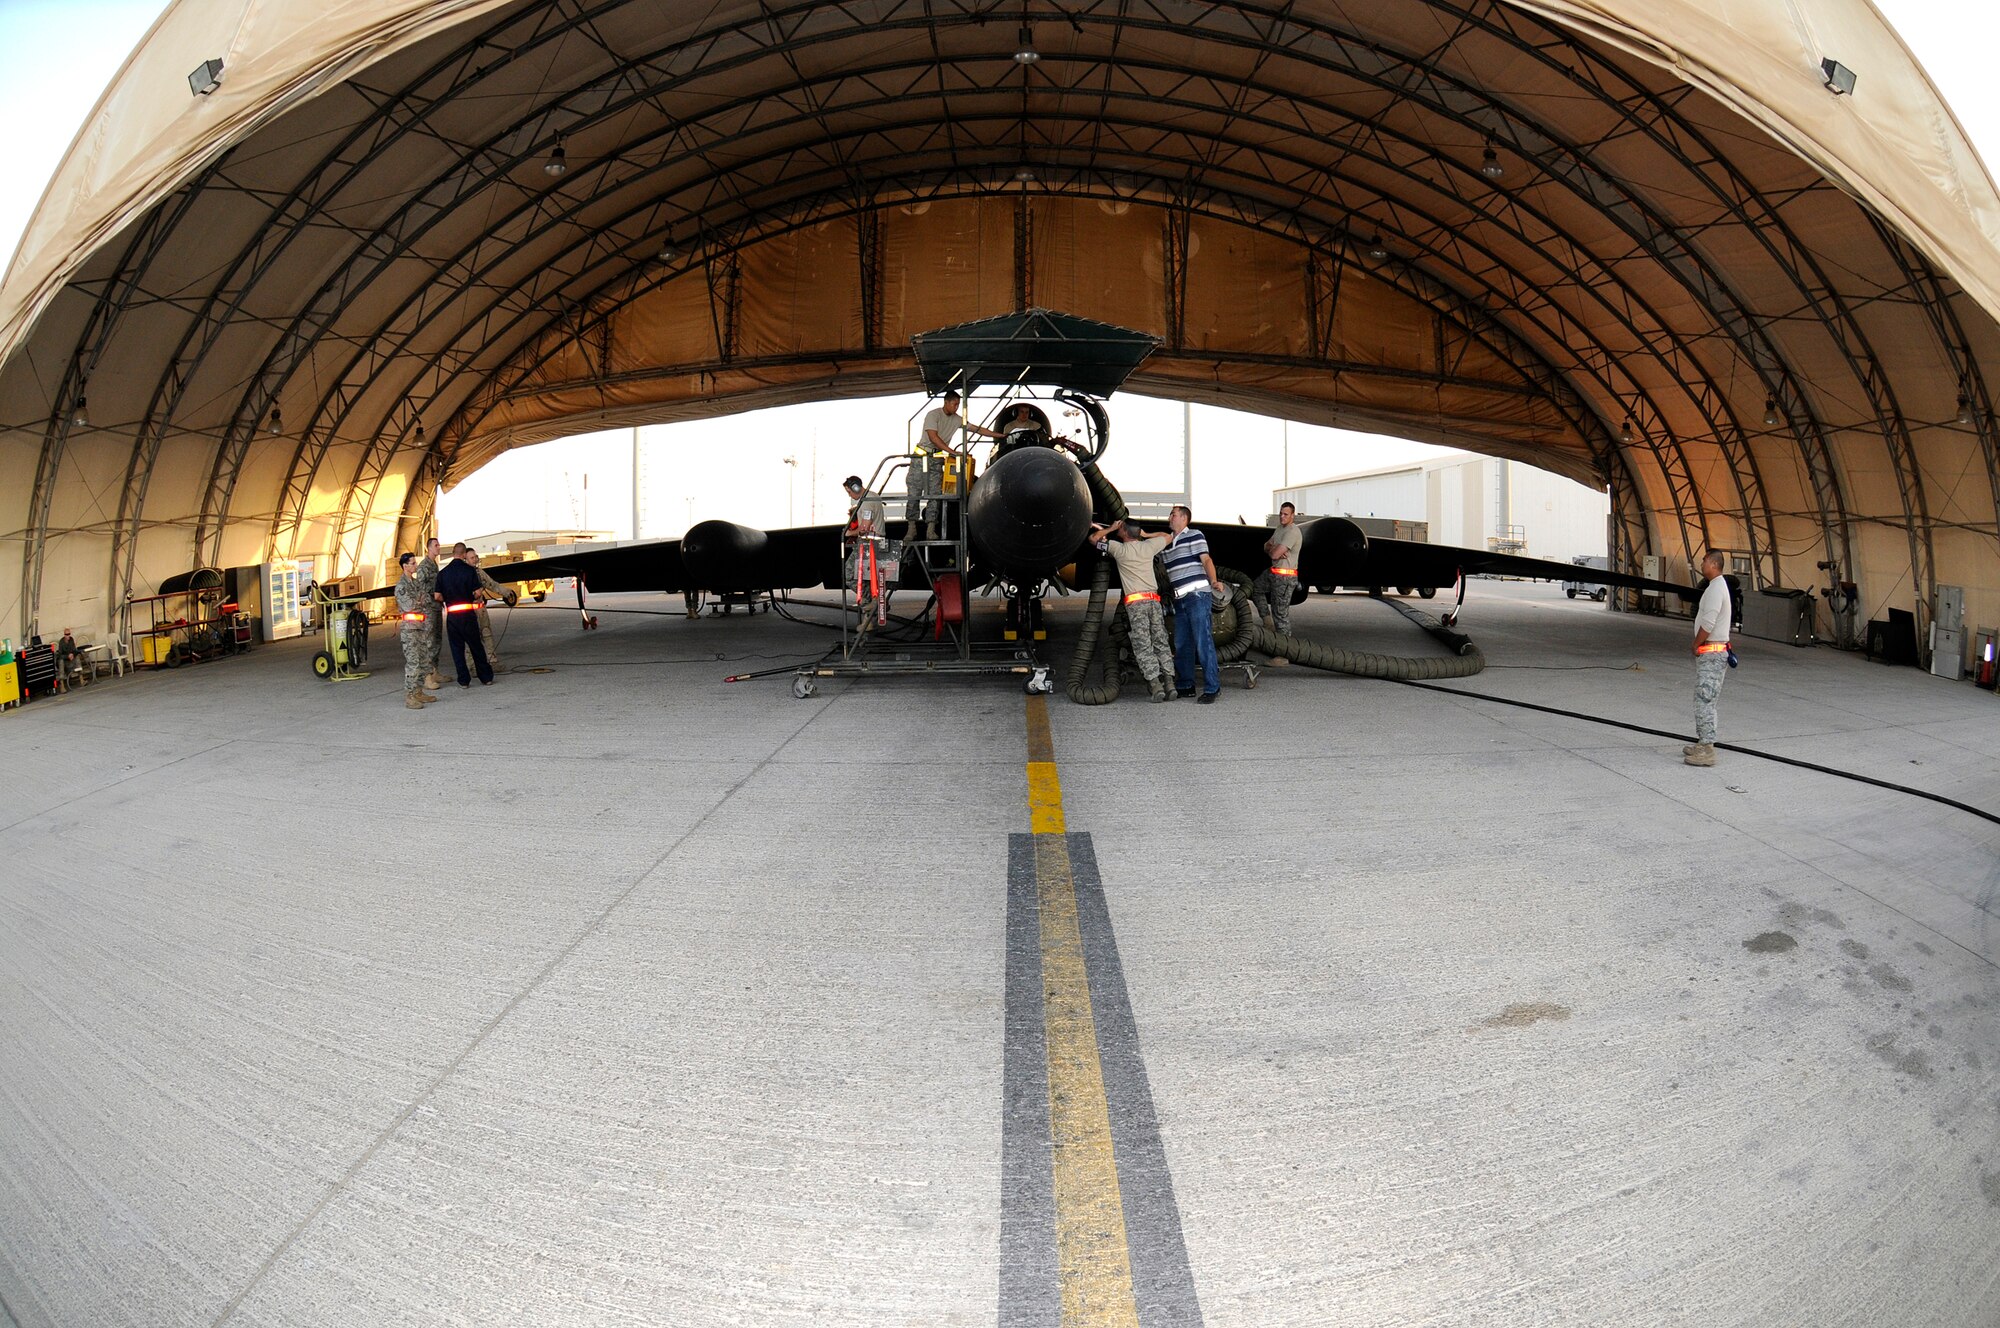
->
<box><xmin>1249</xmin><ymin>593</ymin><xmax>1488</xmax><ymax>679</ymax></box>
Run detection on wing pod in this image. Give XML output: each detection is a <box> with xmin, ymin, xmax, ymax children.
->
<box><xmin>964</xmin><ymin>446</ymin><xmax>1095</xmax><ymax>582</ymax></box>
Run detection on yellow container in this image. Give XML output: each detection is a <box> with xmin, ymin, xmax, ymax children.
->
<box><xmin>142</xmin><ymin>634</ymin><xmax>174</xmax><ymax>665</ymax></box>
<box><xmin>941</xmin><ymin>456</ymin><xmax>961</xmax><ymax>495</ymax></box>
<box><xmin>0</xmin><ymin>660</ymin><xmax>17</xmax><ymax>708</ymax></box>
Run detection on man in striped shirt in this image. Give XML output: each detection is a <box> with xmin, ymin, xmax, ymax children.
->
<box><xmin>1163</xmin><ymin>504</ymin><xmax>1225</xmax><ymax>702</ymax></box>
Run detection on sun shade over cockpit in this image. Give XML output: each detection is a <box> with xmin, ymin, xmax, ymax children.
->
<box><xmin>911</xmin><ymin>309</ymin><xmax>1161</xmax><ymax>397</ymax></box>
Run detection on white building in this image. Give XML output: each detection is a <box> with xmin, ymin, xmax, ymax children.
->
<box><xmin>1275</xmin><ymin>452</ymin><xmax>1609</xmax><ymax>563</ymax></box>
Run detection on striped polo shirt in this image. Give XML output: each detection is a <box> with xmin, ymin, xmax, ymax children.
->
<box><xmin>1162</xmin><ymin>527</ymin><xmax>1212</xmax><ymax>598</ymax></box>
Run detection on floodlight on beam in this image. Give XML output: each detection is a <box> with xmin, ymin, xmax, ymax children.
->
<box><xmin>1820</xmin><ymin>58</ymin><xmax>1856</xmax><ymax>96</ymax></box>
<box><xmin>188</xmin><ymin>59</ymin><xmax>224</xmax><ymax>96</ymax></box>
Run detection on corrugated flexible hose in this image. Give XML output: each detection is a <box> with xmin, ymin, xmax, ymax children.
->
<box><xmin>1250</xmin><ymin>594</ymin><xmax>1486</xmax><ymax>680</ymax></box>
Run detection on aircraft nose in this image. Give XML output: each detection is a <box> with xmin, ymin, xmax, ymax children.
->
<box><xmin>964</xmin><ymin>447</ymin><xmax>1094</xmax><ymax>576</ymax></box>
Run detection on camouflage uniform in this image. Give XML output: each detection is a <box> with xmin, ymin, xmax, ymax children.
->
<box><xmin>1251</xmin><ymin>570</ymin><xmax>1297</xmax><ymax>635</ymax></box>
<box><xmin>471</xmin><ymin>564</ymin><xmax>517</xmax><ymax>671</ymax></box>
<box><xmin>1252</xmin><ymin>520</ymin><xmax>1303</xmax><ymax>636</ymax></box>
<box><xmin>1694</xmin><ymin>653</ymin><xmax>1727</xmax><ymax>743</ymax></box>
<box><xmin>394</xmin><ymin>571</ymin><xmax>432</xmax><ymax>703</ymax></box>
<box><xmin>414</xmin><ymin>553</ymin><xmax>441</xmax><ymax>684</ymax></box>
<box><xmin>1126</xmin><ymin>598</ymin><xmax>1173</xmax><ymax>691</ymax></box>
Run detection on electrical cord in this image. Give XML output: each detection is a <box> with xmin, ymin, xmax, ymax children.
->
<box><xmin>1391</xmin><ymin>677</ymin><xmax>2000</xmax><ymax>828</ymax></box>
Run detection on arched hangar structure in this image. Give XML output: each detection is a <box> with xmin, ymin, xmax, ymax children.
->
<box><xmin>4</xmin><ymin>0</ymin><xmax>1999</xmax><ymax>653</ymax></box>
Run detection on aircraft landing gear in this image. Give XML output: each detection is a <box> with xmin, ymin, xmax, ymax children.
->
<box><xmin>1025</xmin><ymin>666</ymin><xmax>1053</xmax><ymax>695</ymax></box>
<box><xmin>1441</xmin><ymin>568</ymin><xmax>1467</xmax><ymax>628</ymax></box>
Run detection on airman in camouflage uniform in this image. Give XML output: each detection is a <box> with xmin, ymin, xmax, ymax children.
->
<box><xmin>414</xmin><ymin>537</ymin><xmax>443</xmax><ymax>690</ymax></box>
<box><xmin>394</xmin><ymin>553</ymin><xmax>438</xmax><ymax>709</ymax></box>
<box><xmin>1251</xmin><ymin>502</ymin><xmax>1303</xmax><ymax>649</ymax></box>
<box><xmin>1092</xmin><ymin>520</ymin><xmax>1175</xmax><ymax>701</ymax></box>
<box><xmin>466</xmin><ymin>550</ymin><xmax>519</xmax><ymax>672</ymax></box>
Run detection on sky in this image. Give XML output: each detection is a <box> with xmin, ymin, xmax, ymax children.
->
<box><xmin>3</xmin><ymin>0</ymin><xmax>1997</xmax><ymax>542</ymax></box>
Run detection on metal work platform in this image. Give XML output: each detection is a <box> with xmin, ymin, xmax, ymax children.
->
<box><xmin>796</xmin><ymin>450</ymin><xmax>1052</xmax><ymax>699</ymax></box>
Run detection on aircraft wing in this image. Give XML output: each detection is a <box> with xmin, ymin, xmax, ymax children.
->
<box><xmin>1359</xmin><ymin>536</ymin><xmax>1693</xmax><ymax>598</ymax></box>
<box><xmin>477</xmin><ymin>522</ymin><xmax>850</xmax><ymax>596</ymax></box>
<box><xmin>1186</xmin><ymin>518</ymin><xmax>1690</xmax><ymax>599</ymax></box>
<box><xmin>482</xmin><ymin>538</ymin><xmax>691</xmax><ymax>594</ymax></box>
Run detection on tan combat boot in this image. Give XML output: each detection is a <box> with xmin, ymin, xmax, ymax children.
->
<box><xmin>1683</xmin><ymin>743</ymin><xmax>1715</xmax><ymax>766</ymax></box>
<box><xmin>425</xmin><ymin>671</ymin><xmax>443</xmax><ymax>690</ymax></box>
<box><xmin>405</xmin><ymin>691</ymin><xmax>425</xmax><ymax>710</ymax></box>
<box><xmin>418</xmin><ymin>689</ymin><xmax>439</xmax><ymax>703</ymax></box>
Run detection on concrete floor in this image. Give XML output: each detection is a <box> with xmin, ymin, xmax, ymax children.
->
<box><xmin>0</xmin><ymin>581</ymin><xmax>1995</xmax><ymax>1326</ymax></box>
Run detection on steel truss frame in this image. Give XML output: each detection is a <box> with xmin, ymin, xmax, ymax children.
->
<box><xmin>16</xmin><ymin>0</ymin><xmax>1982</xmax><ymax>643</ymax></box>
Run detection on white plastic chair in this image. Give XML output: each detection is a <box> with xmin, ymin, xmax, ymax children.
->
<box><xmin>99</xmin><ymin>638</ymin><xmax>130</xmax><ymax>678</ymax></box>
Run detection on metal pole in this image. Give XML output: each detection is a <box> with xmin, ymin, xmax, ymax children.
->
<box><xmin>1183</xmin><ymin>401</ymin><xmax>1193</xmax><ymax>509</ymax></box>
<box><xmin>631</xmin><ymin>427</ymin><xmax>641</xmax><ymax>540</ymax></box>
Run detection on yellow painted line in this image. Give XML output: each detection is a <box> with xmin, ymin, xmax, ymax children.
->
<box><xmin>1025</xmin><ymin>695</ymin><xmax>1140</xmax><ymax>1326</ymax></box>
<box><xmin>1026</xmin><ymin>693</ymin><xmax>1067</xmax><ymax>834</ymax></box>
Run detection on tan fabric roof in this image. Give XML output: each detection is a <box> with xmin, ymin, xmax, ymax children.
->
<box><xmin>3</xmin><ymin>0</ymin><xmax>1997</xmax><ymax>653</ymax></box>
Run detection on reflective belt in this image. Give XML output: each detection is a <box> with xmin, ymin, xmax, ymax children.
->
<box><xmin>445</xmin><ymin>602</ymin><xmax>479</xmax><ymax>613</ymax></box>
<box><xmin>399</xmin><ymin>611</ymin><xmax>426</xmax><ymax>623</ymax></box>
<box><xmin>1270</xmin><ymin>567</ymin><xmax>1299</xmax><ymax>577</ymax></box>
<box><xmin>1696</xmin><ymin>641</ymin><xmax>1729</xmax><ymax>654</ymax></box>
<box><xmin>1123</xmin><ymin>591</ymin><xmax>1161</xmax><ymax>605</ymax></box>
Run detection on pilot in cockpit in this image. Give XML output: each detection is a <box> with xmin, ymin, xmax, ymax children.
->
<box><xmin>990</xmin><ymin>400</ymin><xmax>1086</xmax><ymax>464</ymax></box>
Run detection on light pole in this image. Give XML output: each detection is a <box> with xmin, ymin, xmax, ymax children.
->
<box><xmin>782</xmin><ymin>455</ymin><xmax>798</xmax><ymax>526</ymax></box>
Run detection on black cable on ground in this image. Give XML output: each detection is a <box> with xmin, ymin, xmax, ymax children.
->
<box><xmin>1392</xmin><ymin>677</ymin><xmax>2000</xmax><ymax>829</ymax></box>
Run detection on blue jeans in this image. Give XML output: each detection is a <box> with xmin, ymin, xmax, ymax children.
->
<box><xmin>1171</xmin><ymin>590</ymin><xmax>1220</xmax><ymax>694</ymax></box>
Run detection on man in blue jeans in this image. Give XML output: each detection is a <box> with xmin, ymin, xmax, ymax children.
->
<box><xmin>1162</xmin><ymin>504</ymin><xmax>1225</xmax><ymax>702</ymax></box>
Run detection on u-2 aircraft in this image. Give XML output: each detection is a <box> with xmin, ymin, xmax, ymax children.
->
<box><xmin>475</xmin><ymin>310</ymin><xmax>1690</xmax><ymax>630</ymax></box>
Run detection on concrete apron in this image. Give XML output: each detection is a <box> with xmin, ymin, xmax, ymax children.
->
<box><xmin>0</xmin><ymin>581</ymin><xmax>1994</xmax><ymax>1326</ymax></box>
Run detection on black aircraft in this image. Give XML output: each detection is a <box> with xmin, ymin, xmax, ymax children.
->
<box><xmin>476</xmin><ymin>310</ymin><xmax>1688</xmax><ymax>632</ymax></box>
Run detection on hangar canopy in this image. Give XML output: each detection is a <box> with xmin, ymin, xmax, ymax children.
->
<box><xmin>4</xmin><ymin>0</ymin><xmax>1999</xmax><ymax>655</ymax></box>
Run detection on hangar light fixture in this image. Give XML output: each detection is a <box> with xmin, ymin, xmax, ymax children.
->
<box><xmin>188</xmin><ymin>58</ymin><xmax>224</xmax><ymax>97</ymax></box>
<box><xmin>1480</xmin><ymin>144</ymin><xmax>1504</xmax><ymax>179</ymax></box>
<box><xmin>657</xmin><ymin>241</ymin><xmax>679</xmax><ymax>262</ymax></box>
<box><xmin>1619</xmin><ymin>417</ymin><xmax>1633</xmax><ymax>443</ymax></box>
<box><xmin>544</xmin><ymin>137</ymin><xmax>568</xmax><ymax>178</ymax></box>
<box><xmin>415</xmin><ymin>423</ymin><xmax>426</xmax><ymax>445</ymax></box>
<box><xmin>1014</xmin><ymin>26</ymin><xmax>1039</xmax><ymax>63</ymax></box>
<box><xmin>1763</xmin><ymin>398</ymin><xmax>1779</xmax><ymax>426</ymax></box>
<box><xmin>1957</xmin><ymin>394</ymin><xmax>1974</xmax><ymax>424</ymax></box>
<box><xmin>1014</xmin><ymin>165</ymin><xmax>1037</xmax><ymax>182</ymax></box>
<box><xmin>1820</xmin><ymin>58</ymin><xmax>1857</xmax><ymax>97</ymax></box>
<box><xmin>1364</xmin><ymin>235</ymin><xmax>1387</xmax><ymax>260</ymax></box>
<box><xmin>268</xmin><ymin>406</ymin><xmax>282</xmax><ymax>434</ymax></box>
<box><xmin>71</xmin><ymin>387</ymin><xmax>88</xmax><ymax>429</ymax></box>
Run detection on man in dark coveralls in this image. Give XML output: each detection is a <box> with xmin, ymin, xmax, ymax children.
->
<box><xmin>434</xmin><ymin>552</ymin><xmax>495</xmax><ymax>687</ymax></box>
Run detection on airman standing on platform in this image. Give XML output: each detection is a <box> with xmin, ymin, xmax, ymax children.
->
<box><xmin>394</xmin><ymin>553</ymin><xmax>438</xmax><ymax>709</ymax></box>
<box><xmin>913</xmin><ymin>391</ymin><xmax>1002</xmax><ymax>541</ymax></box>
